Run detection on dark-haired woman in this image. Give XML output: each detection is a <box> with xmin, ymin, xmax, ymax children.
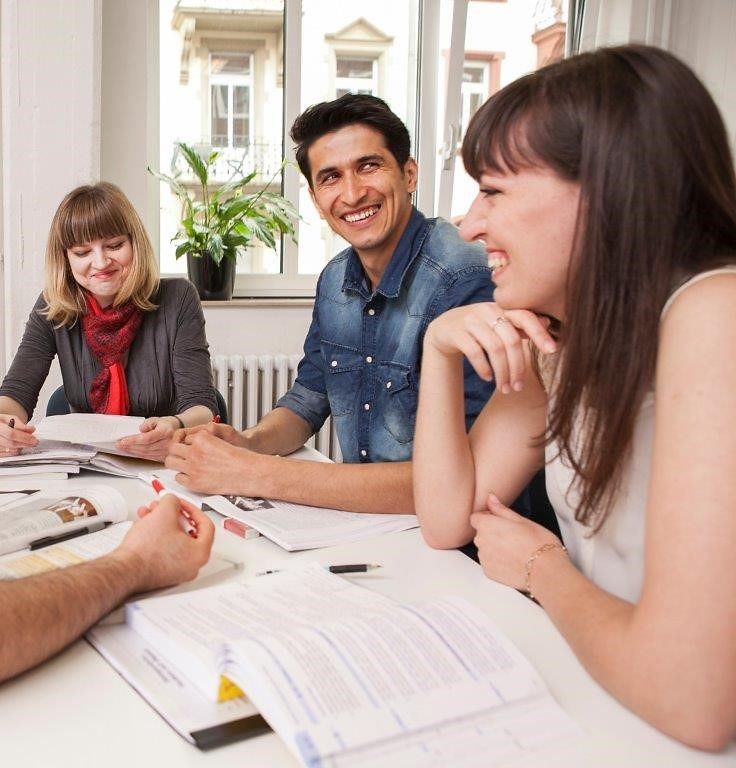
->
<box><xmin>413</xmin><ymin>45</ymin><xmax>736</xmax><ymax>750</ymax></box>
<box><xmin>0</xmin><ymin>182</ymin><xmax>217</xmax><ymax>460</ymax></box>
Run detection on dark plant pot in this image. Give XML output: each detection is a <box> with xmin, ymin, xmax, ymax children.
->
<box><xmin>187</xmin><ymin>252</ymin><xmax>236</xmax><ymax>301</ymax></box>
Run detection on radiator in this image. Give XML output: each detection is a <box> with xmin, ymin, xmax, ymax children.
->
<box><xmin>211</xmin><ymin>354</ymin><xmax>342</xmax><ymax>462</ymax></box>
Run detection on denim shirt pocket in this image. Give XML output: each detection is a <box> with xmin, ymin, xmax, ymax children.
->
<box><xmin>376</xmin><ymin>362</ymin><xmax>418</xmax><ymax>444</ymax></box>
<box><xmin>322</xmin><ymin>341</ymin><xmax>363</xmax><ymax>416</ymax></box>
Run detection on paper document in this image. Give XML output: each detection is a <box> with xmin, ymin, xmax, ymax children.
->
<box><xmin>124</xmin><ymin>565</ymin><xmax>580</xmax><ymax>765</ymax></box>
<box><xmin>206</xmin><ymin>495</ymin><xmax>418</xmax><ymax>550</ymax></box>
<box><xmin>0</xmin><ymin>521</ymin><xmax>132</xmax><ymax>579</ymax></box>
<box><xmin>144</xmin><ymin>470</ymin><xmax>418</xmax><ymax>551</ymax></box>
<box><xmin>35</xmin><ymin>413</ymin><xmax>145</xmax><ymax>449</ymax></box>
<box><xmin>0</xmin><ymin>485</ymin><xmax>128</xmax><ymax>557</ymax></box>
<box><xmin>86</xmin><ymin>624</ymin><xmax>268</xmax><ymax>750</ymax></box>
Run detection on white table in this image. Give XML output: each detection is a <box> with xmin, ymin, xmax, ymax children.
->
<box><xmin>0</xmin><ymin>471</ymin><xmax>733</xmax><ymax>768</ymax></box>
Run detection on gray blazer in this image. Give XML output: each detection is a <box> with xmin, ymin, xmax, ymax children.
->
<box><xmin>0</xmin><ymin>278</ymin><xmax>217</xmax><ymax>419</ymax></box>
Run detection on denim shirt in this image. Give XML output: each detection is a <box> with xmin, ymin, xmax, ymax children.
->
<box><xmin>276</xmin><ymin>208</ymin><xmax>494</xmax><ymax>463</ymax></box>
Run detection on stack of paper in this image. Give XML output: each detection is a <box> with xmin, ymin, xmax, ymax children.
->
<box><xmin>0</xmin><ymin>417</ymin><xmax>161</xmax><ymax>479</ymax></box>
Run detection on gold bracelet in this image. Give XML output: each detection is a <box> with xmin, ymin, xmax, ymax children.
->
<box><xmin>524</xmin><ymin>542</ymin><xmax>566</xmax><ymax>602</ymax></box>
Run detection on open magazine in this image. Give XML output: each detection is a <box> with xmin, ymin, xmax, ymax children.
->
<box><xmin>119</xmin><ymin>564</ymin><xmax>580</xmax><ymax>765</ymax></box>
<box><xmin>0</xmin><ymin>485</ymin><xmax>128</xmax><ymax>558</ymax></box>
<box><xmin>145</xmin><ymin>470</ymin><xmax>419</xmax><ymax>551</ymax></box>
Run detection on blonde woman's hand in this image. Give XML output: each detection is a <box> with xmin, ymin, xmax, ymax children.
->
<box><xmin>424</xmin><ymin>302</ymin><xmax>556</xmax><ymax>394</ymax></box>
<box><xmin>116</xmin><ymin>417</ymin><xmax>177</xmax><ymax>462</ymax></box>
<box><xmin>0</xmin><ymin>415</ymin><xmax>37</xmax><ymax>452</ymax></box>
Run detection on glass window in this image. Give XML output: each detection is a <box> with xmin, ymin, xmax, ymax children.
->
<box><xmin>335</xmin><ymin>56</ymin><xmax>377</xmax><ymax>98</ymax></box>
<box><xmin>158</xmin><ymin>0</ymin><xmax>420</xmax><ymax>293</ymax></box>
<box><xmin>460</xmin><ymin>62</ymin><xmax>489</xmax><ymax>137</ymax></box>
<box><xmin>437</xmin><ymin>0</ymin><xmax>569</xmax><ymax>221</ymax></box>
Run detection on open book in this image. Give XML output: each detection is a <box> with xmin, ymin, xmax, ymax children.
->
<box><xmin>122</xmin><ymin>564</ymin><xmax>579</xmax><ymax>765</ymax></box>
<box><xmin>145</xmin><ymin>470</ymin><xmax>418</xmax><ymax>551</ymax></box>
<box><xmin>0</xmin><ymin>426</ymin><xmax>161</xmax><ymax>478</ymax></box>
<box><xmin>0</xmin><ymin>485</ymin><xmax>128</xmax><ymax>560</ymax></box>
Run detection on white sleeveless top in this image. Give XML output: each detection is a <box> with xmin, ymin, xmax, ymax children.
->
<box><xmin>545</xmin><ymin>267</ymin><xmax>736</xmax><ymax>603</ymax></box>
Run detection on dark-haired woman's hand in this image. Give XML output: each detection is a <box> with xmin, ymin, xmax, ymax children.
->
<box><xmin>471</xmin><ymin>493</ymin><xmax>566</xmax><ymax>593</ymax></box>
<box><xmin>424</xmin><ymin>302</ymin><xmax>556</xmax><ymax>394</ymax></box>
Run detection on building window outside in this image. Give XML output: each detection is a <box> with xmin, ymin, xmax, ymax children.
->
<box><xmin>210</xmin><ymin>52</ymin><xmax>254</xmax><ymax>149</ymax></box>
<box><xmin>445</xmin><ymin>0</ymin><xmax>568</xmax><ymax>221</ymax></box>
<box><xmin>335</xmin><ymin>56</ymin><xmax>377</xmax><ymax>98</ymax></box>
<box><xmin>460</xmin><ymin>61</ymin><xmax>489</xmax><ymax>138</ymax></box>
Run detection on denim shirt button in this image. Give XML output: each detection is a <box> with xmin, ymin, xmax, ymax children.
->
<box><xmin>330</xmin><ymin>360</ymin><xmax>338</xmax><ymax>367</ymax></box>
<box><xmin>363</xmin><ymin>403</ymin><xmax>371</xmax><ymax>411</ymax></box>
<box><xmin>386</xmin><ymin>381</ymin><xmax>392</xmax><ymax>389</ymax></box>
<box><xmin>360</xmin><ymin>449</ymin><xmax>367</xmax><ymax>457</ymax></box>
<box><xmin>367</xmin><ymin>308</ymin><xmax>376</xmax><ymax>316</ymax></box>
<box><xmin>365</xmin><ymin>356</ymin><xmax>373</xmax><ymax>363</ymax></box>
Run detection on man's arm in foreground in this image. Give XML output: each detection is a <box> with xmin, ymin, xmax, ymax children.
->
<box><xmin>0</xmin><ymin>497</ymin><xmax>214</xmax><ymax>683</ymax></box>
<box><xmin>167</xmin><ymin>424</ymin><xmax>414</xmax><ymax>514</ymax></box>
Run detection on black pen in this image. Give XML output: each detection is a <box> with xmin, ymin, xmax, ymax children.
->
<box><xmin>257</xmin><ymin>564</ymin><xmax>382</xmax><ymax>576</ymax></box>
<box><xmin>29</xmin><ymin>522</ymin><xmax>107</xmax><ymax>551</ymax></box>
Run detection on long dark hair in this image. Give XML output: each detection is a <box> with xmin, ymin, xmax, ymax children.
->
<box><xmin>463</xmin><ymin>45</ymin><xmax>736</xmax><ymax>529</ymax></box>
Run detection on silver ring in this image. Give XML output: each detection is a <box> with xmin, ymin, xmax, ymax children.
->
<box><xmin>491</xmin><ymin>315</ymin><xmax>507</xmax><ymax>330</ymax></box>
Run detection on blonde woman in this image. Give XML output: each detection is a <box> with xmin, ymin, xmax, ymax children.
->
<box><xmin>0</xmin><ymin>182</ymin><xmax>217</xmax><ymax>460</ymax></box>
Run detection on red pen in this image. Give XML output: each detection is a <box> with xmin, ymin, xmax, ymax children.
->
<box><xmin>151</xmin><ymin>479</ymin><xmax>199</xmax><ymax>538</ymax></box>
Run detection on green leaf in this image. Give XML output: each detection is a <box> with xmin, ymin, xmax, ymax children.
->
<box><xmin>174</xmin><ymin>242</ymin><xmax>191</xmax><ymax>259</ymax></box>
<box><xmin>175</xmin><ymin>142</ymin><xmax>210</xmax><ymax>188</ymax></box>
<box><xmin>207</xmin><ymin>233</ymin><xmax>224</xmax><ymax>265</ymax></box>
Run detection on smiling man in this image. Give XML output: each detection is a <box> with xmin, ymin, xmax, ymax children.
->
<box><xmin>167</xmin><ymin>94</ymin><xmax>493</xmax><ymax>513</ymax></box>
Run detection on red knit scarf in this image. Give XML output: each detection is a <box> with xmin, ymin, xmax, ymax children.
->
<box><xmin>82</xmin><ymin>294</ymin><xmax>143</xmax><ymax>415</ymax></box>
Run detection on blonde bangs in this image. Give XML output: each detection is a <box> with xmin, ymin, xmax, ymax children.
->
<box><xmin>43</xmin><ymin>182</ymin><xmax>159</xmax><ymax>326</ymax></box>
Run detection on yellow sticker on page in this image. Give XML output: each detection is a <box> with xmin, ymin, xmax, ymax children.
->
<box><xmin>218</xmin><ymin>675</ymin><xmax>245</xmax><ymax>702</ymax></box>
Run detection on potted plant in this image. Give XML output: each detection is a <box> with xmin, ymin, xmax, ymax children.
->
<box><xmin>151</xmin><ymin>142</ymin><xmax>298</xmax><ymax>300</ymax></box>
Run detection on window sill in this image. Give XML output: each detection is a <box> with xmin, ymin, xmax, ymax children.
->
<box><xmin>201</xmin><ymin>297</ymin><xmax>315</xmax><ymax>308</ymax></box>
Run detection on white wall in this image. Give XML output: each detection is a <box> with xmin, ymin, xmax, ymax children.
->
<box><xmin>582</xmin><ymin>0</ymin><xmax>736</xmax><ymax>146</ymax></box>
<box><xmin>1</xmin><ymin>0</ymin><xmax>102</xmax><ymax>417</ymax></box>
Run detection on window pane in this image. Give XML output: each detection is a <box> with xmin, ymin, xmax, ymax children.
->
<box><xmin>444</xmin><ymin>0</ymin><xmax>569</xmax><ymax>221</ymax></box>
<box><xmin>211</xmin><ymin>53</ymin><xmax>251</xmax><ymax>75</ymax></box>
<box><xmin>233</xmin><ymin>85</ymin><xmax>250</xmax><ymax>148</ymax></box>
<box><xmin>159</xmin><ymin>1</ymin><xmax>284</xmax><ymax>277</ymax></box>
<box><xmin>210</xmin><ymin>84</ymin><xmax>229</xmax><ymax>147</ymax></box>
<box><xmin>298</xmin><ymin>0</ymin><xmax>420</xmax><ymax>275</ymax></box>
<box><xmin>159</xmin><ymin>0</ymin><xmax>420</xmax><ymax>284</ymax></box>
<box><xmin>336</xmin><ymin>57</ymin><xmax>374</xmax><ymax>79</ymax></box>
<box><xmin>463</xmin><ymin>65</ymin><xmax>485</xmax><ymax>84</ymax></box>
